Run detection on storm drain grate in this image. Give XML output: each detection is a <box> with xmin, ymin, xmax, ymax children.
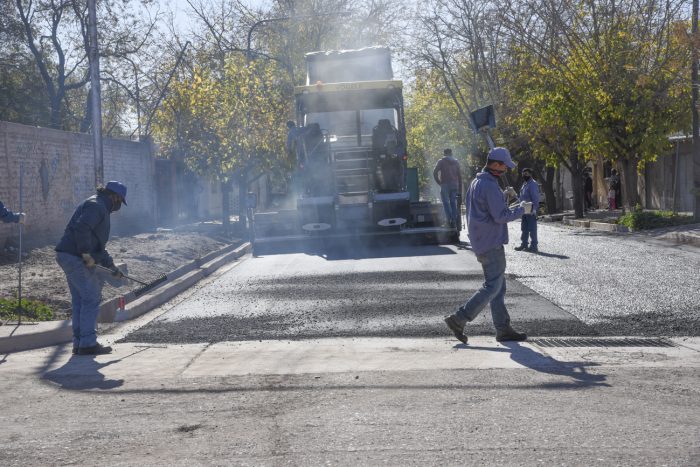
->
<box><xmin>529</xmin><ymin>337</ymin><xmax>676</xmax><ymax>348</ymax></box>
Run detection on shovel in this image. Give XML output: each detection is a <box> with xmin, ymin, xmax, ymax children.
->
<box><xmin>96</xmin><ymin>265</ymin><xmax>167</xmax><ymax>298</ymax></box>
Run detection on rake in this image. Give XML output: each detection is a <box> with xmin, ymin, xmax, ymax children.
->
<box><xmin>96</xmin><ymin>265</ymin><xmax>167</xmax><ymax>298</ymax></box>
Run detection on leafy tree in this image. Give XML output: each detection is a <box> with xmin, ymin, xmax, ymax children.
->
<box><xmin>154</xmin><ymin>55</ymin><xmax>287</xmax><ymax>229</ymax></box>
<box><xmin>9</xmin><ymin>0</ymin><xmax>160</xmax><ymax>132</ymax></box>
<box><xmin>405</xmin><ymin>69</ymin><xmax>476</xmax><ymax>199</ymax></box>
<box><xmin>501</xmin><ymin>0</ymin><xmax>690</xmax><ymax>210</ymax></box>
<box><xmin>504</xmin><ymin>51</ymin><xmax>589</xmax><ymax>217</ymax></box>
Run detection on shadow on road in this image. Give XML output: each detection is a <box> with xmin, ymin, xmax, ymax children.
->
<box><xmin>254</xmin><ymin>238</ymin><xmax>459</xmax><ymax>260</ymax></box>
<box><xmin>42</xmin><ymin>348</ymin><xmax>148</xmax><ymax>390</ymax></box>
<box><xmin>529</xmin><ymin>251</ymin><xmax>570</xmax><ymax>259</ymax></box>
<box><xmin>43</xmin><ymin>356</ymin><xmax>124</xmax><ymax>390</ymax></box>
<box><xmin>454</xmin><ymin>341</ymin><xmax>609</xmax><ymax>389</ymax></box>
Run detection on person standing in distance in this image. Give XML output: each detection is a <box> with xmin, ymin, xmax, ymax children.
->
<box><xmin>444</xmin><ymin>147</ymin><xmax>531</xmax><ymax>344</ymax></box>
<box><xmin>433</xmin><ymin>148</ymin><xmax>462</xmax><ymax>228</ymax></box>
<box><xmin>0</xmin><ymin>200</ymin><xmax>25</xmax><ymax>224</ymax></box>
<box><xmin>513</xmin><ymin>168</ymin><xmax>540</xmax><ymax>253</ymax></box>
<box><xmin>55</xmin><ymin>181</ymin><xmax>127</xmax><ymax>355</ymax></box>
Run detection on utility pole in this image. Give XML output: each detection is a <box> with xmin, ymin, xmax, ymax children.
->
<box><xmin>692</xmin><ymin>0</ymin><xmax>699</xmax><ymax>219</ymax></box>
<box><xmin>88</xmin><ymin>0</ymin><xmax>103</xmax><ymax>186</ymax></box>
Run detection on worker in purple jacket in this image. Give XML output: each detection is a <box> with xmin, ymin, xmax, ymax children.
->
<box><xmin>513</xmin><ymin>168</ymin><xmax>540</xmax><ymax>253</ymax></box>
<box><xmin>444</xmin><ymin>147</ymin><xmax>531</xmax><ymax>344</ymax></box>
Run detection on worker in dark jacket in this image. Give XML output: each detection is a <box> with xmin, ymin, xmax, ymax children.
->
<box><xmin>55</xmin><ymin>181</ymin><xmax>127</xmax><ymax>355</ymax></box>
<box><xmin>444</xmin><ymin>147</ymin><xmax>529</xmax><ymax>344</ymax></box>
<box><xmin>0</xmin><ymin>200</ymin><xmax>25</xmax><ymax>224</ymax></box>
<box><xmin>433</xmin><ymin>148</ymin><xmax>462</xmax><ymax>228</ymax></box>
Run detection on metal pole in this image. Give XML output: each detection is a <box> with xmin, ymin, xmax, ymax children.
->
<box><xmin>692</xmin><ymin>0</ymin><xmax>700</xmax><ymax>220</ymax></box>
<box><xmin>672</xmin><ymin>140</ymin><xmax>679</xmax><ymax>214</ymax></box>
<box><xmin>17</xmin><ymin>163</ymin><xmax>23</xmax><ymax>324</ymax></box>
<box><xmin>88</xmin><ymin>0</ymin><xmax>104</xmax><ymax>186</ymax></box>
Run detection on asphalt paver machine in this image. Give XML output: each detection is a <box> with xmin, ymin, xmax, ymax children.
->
<box><xmin>251</xmin><ymin>47</ymin><xmax>458</xmax><ymax>251</ymax></box>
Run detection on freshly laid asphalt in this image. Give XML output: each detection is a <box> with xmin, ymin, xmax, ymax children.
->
<box><xmin>119</xmin><ymin>237</ymin><xmax>585</xmax><ymax>344</ymax></box>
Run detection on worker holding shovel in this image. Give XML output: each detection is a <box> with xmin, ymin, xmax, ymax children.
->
<box><xmin>444</xmin><ymin>147</ymin><xmax>530</xmax><ymax>344</ymax></box>
<box><xmin>55</xmin><ymin>181</ymin><xmax>127</xmax><ymax>356</ymax></box>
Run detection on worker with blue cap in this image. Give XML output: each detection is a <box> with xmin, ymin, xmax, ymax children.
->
<box><xmin>55</xmin><ymin>181</ymin><xmax>128</xmax><ymax>355</ymax></box>
<box><xmin>444</xmin><ymin>147</ymin><xmax>532</xmax><ymax>344</ymax></box>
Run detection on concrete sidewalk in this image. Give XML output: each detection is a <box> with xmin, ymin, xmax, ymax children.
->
<box><xmin>0</xmin><ymin>242</ymin><xmax>251</xmax><ymax>354</ymax></box>
<box><xmin>1</xmin><ymin>336</ymin><xmax>698</xmax><ymax>466</ymax></box>
<box><xmin>4</xmin><ymin>336</ymin><xmax>697</xmax><ymax>381</ymax></box>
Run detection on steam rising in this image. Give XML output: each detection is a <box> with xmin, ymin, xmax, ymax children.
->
<box><xmin>305</xmin><ymin>47</ymin><xmax>393</xmax><ymax>84</ymax></box>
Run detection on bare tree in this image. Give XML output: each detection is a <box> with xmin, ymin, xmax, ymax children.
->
<box><xmin>12</xmin><ymin>0</ymin><xmax>161</xmax><ymax>133</ymax></box>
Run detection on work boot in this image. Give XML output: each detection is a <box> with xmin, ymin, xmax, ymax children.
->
<box><xmin>514</xmin><ymin>245</ymin><xmax>528</xmax><ymax>251</ymax></box>
<box><xmin>77</xmin><ymin>343</ymin><xmax>113</xmax><ymax>355</ymax></box>
<box><xmin>444</xmin><ymin>315</ymin><xmax>468</xmax><ymax>344</ymax></box>
<box><xmin>527</xmin><ymin>246</ymin><xmax>539</xmax><ymax>253</ymax></box>
<box><xmin>496</xmin><ymin>327</ymin><xmax>527</xmax><ymax>342</ymax></box>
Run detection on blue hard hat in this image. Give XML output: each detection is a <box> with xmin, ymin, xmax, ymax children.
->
<box><xmin>105</xmin><ymin>180</ymin><xmax>128</xmax><ymax>205</ymax></box>
<box><xmin>487</xmin><ymin>147</ymin><xmax>516</xmax><ymax>169</ymax></box>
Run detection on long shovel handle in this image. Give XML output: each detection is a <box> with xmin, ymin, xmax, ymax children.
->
<box><xmin>95</xmin><ymin>264</ymin><xmax>149</xmax><ymax>286</ymax></box>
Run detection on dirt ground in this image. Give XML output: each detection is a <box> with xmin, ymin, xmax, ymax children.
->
<box><xmin>0</xmin><ymin>223</ymin><xmax>241</xmax><ymax>321</ymax></box>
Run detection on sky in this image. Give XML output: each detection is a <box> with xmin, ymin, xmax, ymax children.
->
<box><xmin>167</xmin><ymin>0</ymin><xmax>272</xmax><ymax>30</ymax></box>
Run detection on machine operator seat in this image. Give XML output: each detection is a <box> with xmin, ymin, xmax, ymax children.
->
<box><xmin>300</xmin><ymin>123</ymin><xmax>332</xmax><ymax>196</ymax></box>
<box><xmin>372</xmin><ymin>119</ymin><xmax>403</xmax><ymax>192</ymax></box>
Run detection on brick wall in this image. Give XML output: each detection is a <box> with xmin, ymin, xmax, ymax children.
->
<box><xmin>0</xmin><ymin>121</ymin><xmax>156</xmax><ymax>248</ymax></box>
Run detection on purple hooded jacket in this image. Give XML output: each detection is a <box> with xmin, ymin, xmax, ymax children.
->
<box><xmin>465</xmin><ymin>169</ymin><xmax>525</xmax><ymax>256</ymax></box>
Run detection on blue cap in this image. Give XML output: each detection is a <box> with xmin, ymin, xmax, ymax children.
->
<box><xmin>105</xmin><ymin>180</ymin><xmax>127</xmax><ymax>205</ymax></box>
<box><xmin>487</xmin><ymin>147</ymin><xmax>516</xmax><ymax>169</ymax></box>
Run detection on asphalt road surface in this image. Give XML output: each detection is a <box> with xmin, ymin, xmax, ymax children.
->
<box><xmin>504</xmin><ymin>222</ymin><xmax>700</xmax><ymax>335</ymax></box>
<box><xmin>120</xmin><ymin>237</ymin><xmax>587</xmax><ymax>344</ymax></box>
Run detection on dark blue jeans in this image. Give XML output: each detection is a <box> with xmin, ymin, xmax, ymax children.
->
<box><xmin>520</xmin><ymin>214</ymin><xmax>538</xmax><ymax>248</ymax></box>
<box><xmin>56</xmin><ymin>252</ymin><xmax>103</xmax><ymax>349</ymax></box>
<box><xmin>454</xmin><ymin>246</ymin><xmax>511</xmax><ymax>331</ymax></box>
<box><xmin>440</xmin><ymin>185</ymin><xmax>459</xmax><ymax>224</ymax></box>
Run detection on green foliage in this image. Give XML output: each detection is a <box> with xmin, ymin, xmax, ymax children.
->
<box><xmin>405</xmin><ymin>70</ymin><xmax>476</xmax><ymax>198</ymax></box>
<box><xmin>153</xmin><ymin>54</ymin><xmax>288</xmax><ymax>182</ymax></box>
<box><xmin>0</xmin><ymin>297</ymin><xmax>53</xmax><ymax>322</ymax></box>
<box><xmin>617</xmin><ymin>205</ymin><xmax>695</xmax><ymax>230</ymax></box>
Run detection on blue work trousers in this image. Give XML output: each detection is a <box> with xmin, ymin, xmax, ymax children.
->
<box><xmin>56</xmin><ymin>252</ymin><xmax>103</xmax><ymax>349</ymax></box>
<box><xmin>454</xmin><ymin>246</ymin><xmax>511</xmax><ymax>331</ymax></box>
<box><xmin>440</xmin><ymin>185</ymin><xmax>459</xmax><ymax>224</ymax></box>
<box><xmin>520</xmin><ymin>214</ymin><xmax>538</xmax><ymax>248</ymax></box>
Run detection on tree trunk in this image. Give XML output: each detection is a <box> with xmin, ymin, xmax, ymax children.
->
<box><xmin>618</xmin><ymin>158</ymin><xmax>640</xmax><ymax>210</ymax></box>
<box><xmin>542</xmin><ymin>166</ymin><xmax>557</xmax><ymax>214</ymax></box>
<box><xmin>569</xmin><ymin>152</ymin><xmax>585</xmax><ymax>219</ymax></box>
<box><xmin>50</xmin><ymin>95</ymin><xmax>62</xmax><ymax>129</ymax></box>
<box><xmin>221</xmin><ymin>180</ymin><xmax>231</xmax><ymax>233</ymax></box>
<box><xmin>238</xmin><ymin>170</ymin><xmax>248</xmax><ymax>237</ymax></box>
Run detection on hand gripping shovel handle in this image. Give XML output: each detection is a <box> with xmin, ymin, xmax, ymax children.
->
<box><xmin>95</xmin><ymin>265</ymin><xmax>167</xmax><ymax>297</ymax></box>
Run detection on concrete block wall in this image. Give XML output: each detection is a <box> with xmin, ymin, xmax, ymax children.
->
<box><xmin>0</xmin><ymin>121</ymin><xmax>156</xmax><ymax>248</ymax></box>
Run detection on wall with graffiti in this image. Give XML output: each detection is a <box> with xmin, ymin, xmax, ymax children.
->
<box><xmin>0</xmin><ymin>121</ymin><xmax>156</xmax><ymax>248</ymax></box>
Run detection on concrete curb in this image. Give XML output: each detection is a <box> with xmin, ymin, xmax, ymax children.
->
<box><xmin>0</xmin><ymin>242</ymin><xmax>251</xmax><ymax>354</ymax></box>
<box><xmin>562</xmin><ymin>217</ymin><xmax>629</xmax><ymax>232</ymax></box>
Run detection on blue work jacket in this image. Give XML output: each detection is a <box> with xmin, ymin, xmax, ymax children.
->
<box><xmin>55</xmin><ymin>193</ymin><xmax>115</xmax><ymax>267</ymax></box>
<box><xmin>519</xmin><ymin>178</ymin><xmax>540</xmax><ymax>213</ymax></box>
<box><xmin>465</xmin><ymin>170</ymin><xmax>524</xmax><ymax>256</ymax></box>
<box><xmin>0</xmin><ymin>200</ymin><xmax>19</xmax><ymax>223</ymax></box>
